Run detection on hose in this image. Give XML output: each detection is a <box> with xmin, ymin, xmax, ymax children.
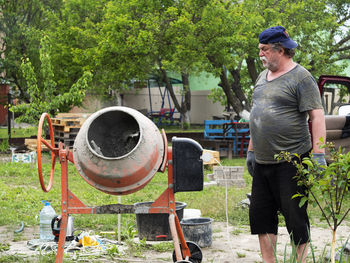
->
<box><xmin>14</xmin><ymin>221</ymin><xmax>24</xmax><ymax>233</ymax></box>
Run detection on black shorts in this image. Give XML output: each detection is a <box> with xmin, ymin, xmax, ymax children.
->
<box><xmin>249</xmin><ymin>153</ymin><xmax>310</xmax><ymax>245</ymax></box>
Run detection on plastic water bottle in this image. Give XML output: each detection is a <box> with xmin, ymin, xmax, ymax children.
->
<box><xmin>39</xmin><ymin>201</ymin><xmax>56</xmax><ymax>240</ymax></box>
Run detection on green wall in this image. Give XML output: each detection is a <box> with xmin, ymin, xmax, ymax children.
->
<box><xmin>167</xmin><ymin>71</ymin><xmax>220</xmax><ymax>91</ymax></box>
<box><xmin>189</xmin><ymin>72</ymin><xmax>220</xmax><ymax>91</ymax></box>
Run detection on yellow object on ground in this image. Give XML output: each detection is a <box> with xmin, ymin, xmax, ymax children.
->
<box><xmin>79</xmin><ymin>234</ymin><xmax>99</xmax><ymax>247</ymax></box>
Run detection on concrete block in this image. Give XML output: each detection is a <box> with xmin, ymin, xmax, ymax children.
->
<box><xmin>212</xmin><ymin>166</ymin><xmax>245</xmax><ymax>187</ymax></box>
<box><xmin>216</xmin><ymin>179</ymin><xmax>246</xmax><ymax>187</ymax></box>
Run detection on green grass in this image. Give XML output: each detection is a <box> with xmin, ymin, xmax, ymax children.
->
<box><xmin>0</xmin><ymin>124</ymin><xmax>203</xmax><ymax>139</ymax></box>
<box><xmin>0</xmin><ymin>154</ymin><xmax>347</xmax><ymax>230</ymax></box>
<box><xmin>0</xmin><ymin>155</ymin><xmax>250</xmax><ymax>229</ymax></box>
<box><xmin>0</xmin><ymin>127</ymin><xmax>37</xmax><ymax>139</ymax></box>
<box><xmin>0</xmin><ymin>150</ymin><xmax>349</xmax><ymax>262</ymax></box>
<box><xmin>0</xmin><ymin>155</ymin><xmax>251</xmax><ymax>262</ymax></box>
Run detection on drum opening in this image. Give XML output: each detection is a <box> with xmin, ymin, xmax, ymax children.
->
<box><xmin>87</xmin><ymin>110</ymin><xmax>140</xmax><ymax>158</ymax></box>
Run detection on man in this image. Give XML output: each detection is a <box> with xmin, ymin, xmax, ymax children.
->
<box><xmin>246</xmin><ymin>26</ymin><xmax>326</xmax><ymax>263</ymax></box>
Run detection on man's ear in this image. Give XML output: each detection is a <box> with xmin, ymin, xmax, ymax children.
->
<box><xmin>279</xmin><ymin>47</ymin><xmax>285</xmax><ymax>55</ymax></box>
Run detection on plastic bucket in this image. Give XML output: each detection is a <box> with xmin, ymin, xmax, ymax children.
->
<box><xmin>180</xmin><ymin>217</ymin><xmax>213</xmax><ymax>247</ymax></box>
<box><xmin>135</xmin><ymin>201</ymin><xmax>187</xmax><ymax>241</ymax></box>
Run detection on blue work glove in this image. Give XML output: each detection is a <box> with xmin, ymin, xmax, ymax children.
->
<box><xmin>246</xmin><ymin>151</ymin><xmax>256</xmax><ymax>176</ymax></box>
<box><xmin>311</xmin><ymin>153</ymin><xmax>327</xmax><ymax>168</ymax></box>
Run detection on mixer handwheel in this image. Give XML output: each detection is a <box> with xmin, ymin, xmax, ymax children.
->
<box><xmin>37</xmin><ymin>113</ymin><xmax>57</xmax><ymax>192</ymax></box>
<box><xmin>172</xmin><ymin>241</ymin><xmax>202</xmax><ymax>263</ymax></box>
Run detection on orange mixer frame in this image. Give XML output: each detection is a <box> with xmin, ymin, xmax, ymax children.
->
<box><xmin>37</xmin><ymin>113</ymin><xmax>195</xmax><ymax>263</ymax></box>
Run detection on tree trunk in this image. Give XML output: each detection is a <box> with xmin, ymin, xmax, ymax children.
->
<box><xmin>229</xmin><ymin>67</ymin><xmax>250</xmax><ymax>112</ymax></box>
<box><xmin>159</xmin><ymin>68</ymin><xmax>192</xmax><ymax>129</ymax></box>
<box><xmin>207</xmin><ymin>55</ymin><xmax>247</xmax><ymax>115</ymax></box>
<box><xmin>218</xmin><ymin>67</ymin><xmax>242</xmax><ymax>114</ymax></box>
<box><xmin>246</xmin><ymin>57</ymin><xmax>259</xmax><ymax>84</ymax></box>
<box><xmin>331</xmin><ymin>229</ymin><xmax>336</xmax><ymax>263</ymax></box>
<box><xmin>159</xmin><ymin>68</ymin><xmax>181</xmax><ymax>111</ymax></box>
<box><xmin>181</xmin><ymin>110</ymin><xmax>191</xmax><ymax>129</ymax></box>
<box><xmin>180</xmin><ymin>73</ymin><xmax>191</xmax><ymax>129</ymax></box>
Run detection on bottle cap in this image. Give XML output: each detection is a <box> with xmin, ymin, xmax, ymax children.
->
<box><xmin>41</xmin><ymin>200</ymin><xmax>50</xmax><ymax>206</ymax></box>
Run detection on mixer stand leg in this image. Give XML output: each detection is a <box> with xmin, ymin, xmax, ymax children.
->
<box><xmin>169</xmin><ymin>214</ymin><xmax>182</xmax><ymax>261</ymax></box>
<box><xmin>56</xmin><ymin>214</ymin><xmax>68</xmax><ymax>263</ymax></box>
<box><xmin>169</xmin><ymin>213</ymin><xmax>191</xmax><ymax>261</ymax></box>
<box><xmin>56</xmin><ymin>146</ymin><xmax>69</xmax><ymax>263</ymax></box>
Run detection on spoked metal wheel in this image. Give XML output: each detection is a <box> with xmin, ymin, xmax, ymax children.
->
<box><xmin>37</xmin><ymin>113</ymin><xmax>58</xmax><ymax>192</ymax></box>
<box><xmin>172</xmin><ymin>241</ymin><xmax>202</xmax><ymax>263</ymax></box>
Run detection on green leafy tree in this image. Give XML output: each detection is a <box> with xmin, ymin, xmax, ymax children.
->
<box><xmin>277</xmin><ymin>142</ymin><xmax>350</xmax><ymax>263</ymax></box>
<box><xmin>52</xmin><ymin>0</ymin><xmax>350</xmax><ymax>124</ymax></box>
<box><xmin>47</xmin><ymin>0</ymin><xmax>108</xmax><ymax>93</ymax></box>
<box><xmin>96</xmin><ymin>0</ymin><xmax>202</xmax><ymax>128</ymax></box>
<box><xmin>0</xmin><ymin>0</ymin><xmax>101</xmax><ymax>123</ymax></box>
<box><xmin>11</xmin><ymin>36</ymin><xmax>92</xmax><ymax>124</ymax></box>
<box><xmin>188</xmin><ymin>0</ymin><xmax>258</xmax><ymax>114</ymax></box>
<box><xmin>3</xmin><ymin>0</ymin><xmax>350</xmax><ymax>124</ymax></box>
<box><xmin>196</xmin><ymin>0</ymin><xmax>350</xmax><ymax>115</ymax></box>
<box><xmin>0</xmin><ymin>0</ymin><xmax>62</xmax><ymax>99</ymax></box>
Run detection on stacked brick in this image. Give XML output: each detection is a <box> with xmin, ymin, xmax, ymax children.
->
<box><xmin>207</xmin><ymin>166</ymin><xmax>246</xmax><ymax>187</ymax></box>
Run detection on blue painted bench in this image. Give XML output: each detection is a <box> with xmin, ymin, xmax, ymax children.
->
<box><xmin>204</xmin><ymin>120</ymin><xmax>250</xmax><ymax>157</ymax></box>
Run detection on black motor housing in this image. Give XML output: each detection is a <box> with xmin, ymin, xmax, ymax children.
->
<box><xmin>172</xmin><ymin>137</ymin><xmax>203</xmax><ymax>193</ymax></box>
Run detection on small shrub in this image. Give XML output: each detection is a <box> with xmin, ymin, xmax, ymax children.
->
<box><xmin>0</xmin><ymin>139</ymin><xmax>9</xmax><ymax>153</ymax></box>
<box><xmin>0</xmin><ymin>242</ymin><xmax>10</xmax><ymax>252</ymax></box>
<box><xmin>106</xmin><ymin>244</ymin><xmax>120</xmax><ymax>258</ymax></box>
<box><xmin>152</xmin><ymin>241</ymin><xmax>174</xmax><ymax>252</ymax></box>
<box><xmin>276</xmin><ymin>141</ymin><xmax>350</xmax><ymax>263</ymax></box>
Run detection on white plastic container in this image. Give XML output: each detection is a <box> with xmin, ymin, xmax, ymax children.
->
<box><xmin>183</xmin><ymin>209</ymin><xmax>201</xmax><ymax>219</ymax></box>
<box><xmin>39</xmin><ymin>201</ymin><xmax>56</xmax><ymax>240</ymax></box>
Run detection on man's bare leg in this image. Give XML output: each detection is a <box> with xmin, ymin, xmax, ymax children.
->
<box><xmin>296</xmin><ymin>242</ymin><xmax>309</xmax><ymax>263</ymax></box>
<box><xmin>258</xmin><ymin>233</ymin><xmax>277</xmax><ymax>263</ymax></box>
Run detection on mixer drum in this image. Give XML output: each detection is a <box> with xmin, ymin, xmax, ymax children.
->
<box><xmin>73</xmin><ymin>106</ymin><xmax>165</xmax><ymax>195</ymax></box>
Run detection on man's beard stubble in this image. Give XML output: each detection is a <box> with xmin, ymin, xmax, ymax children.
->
<box><xmin>260</xmin><ymin>56</ymin><xmax>278</xmax><ymax>72</ymax></box>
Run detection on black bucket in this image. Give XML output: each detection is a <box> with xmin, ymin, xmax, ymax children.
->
<box><xmin>134</xmin><ymin>201</ymin><xmax>187</xmax><ymax>241</ymax></box>
<box><xmin>180</xmin><ymin>217</ymin><xmax>213</xmax><ymax>247</ymax></box>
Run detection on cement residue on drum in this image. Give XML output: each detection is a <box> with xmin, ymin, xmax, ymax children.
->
<box><xmin>87</xmin><ymin>110</ymin><xmax>140</xmax><ymax>158</ymax></box>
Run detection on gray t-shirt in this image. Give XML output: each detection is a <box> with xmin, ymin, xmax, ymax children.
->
<box><xmin>250</xmin><ymin>64</ymin><xmax>323</xmax><ymax>164</ymax></box>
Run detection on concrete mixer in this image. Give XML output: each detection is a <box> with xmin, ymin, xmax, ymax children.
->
<box><xmin>36</xmin><ymin>106</ymin><xmax>204</xmax><ymax>263</ymax></box>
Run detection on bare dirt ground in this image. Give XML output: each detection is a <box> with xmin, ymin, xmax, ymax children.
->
<box><xmin>1</xmin><ymin>222</ymin><xmax>350</xmax><ymax>262</ymax></box>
